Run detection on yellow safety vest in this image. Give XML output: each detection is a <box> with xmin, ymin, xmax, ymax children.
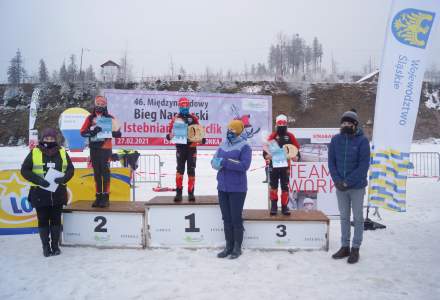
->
<box><xmin>31</xmin><ymin>147</ymin><xmax>67</xmax><ymax>186</ymax></box>
<box><xmin>117</xmin><ymin>149</ymin><xmax>136</xmax><ymax>155</ymax></box>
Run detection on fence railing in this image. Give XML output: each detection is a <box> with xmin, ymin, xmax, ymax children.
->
<box><xmin>408</xmin><ymin>152</ymin><xmax>440</xmax><ymax>178</ymax></box>
<box><xmin>111</xmin><ymin>154</ymin><xmax>163</xmax><ymax>186</ymax></box>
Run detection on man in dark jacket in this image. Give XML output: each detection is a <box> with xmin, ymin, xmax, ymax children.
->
<box><xmin>328</xmin><ymin>109</ymin><xmax>370</xmax><ymax>264</ymax></box>
<box><xmin>21</xmin><ymin>128</ymin><xmax>75</xmax><ymax>257</ymax></box>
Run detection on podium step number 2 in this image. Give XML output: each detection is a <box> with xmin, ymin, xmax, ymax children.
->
<box><xmin>62</xmin><ymin>201</ymin><xmax>146</xmax><ymax>249</ymax></box>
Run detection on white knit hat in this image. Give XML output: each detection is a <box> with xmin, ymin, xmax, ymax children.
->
<box><xmin>275</xmin><ymin>114</ymin><xmax>288</xmax><ymax>126</ymax></box>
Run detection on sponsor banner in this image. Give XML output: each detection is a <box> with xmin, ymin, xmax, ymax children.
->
<box><xmin>369</xmin><ymin>0</ymin><xmax>439</xmax><ymax>212</ymax></box>
<box><xmin>288</xmin><ymin>128</ymin><xmax>340</xmax><ymax>216</ymax></box>
<box><xmin>28</xmin><ymin>88</ymin><xmax>40</xmax><ymax>149</ymax></box>
<box><xmin>103</xmin><ymin>90</ymin><xmax>272</xmax><ymax>149</ymax></box>
<box><xmin>59</xmin><ymin>107</ymin><xmax>90</xmax><ymax>151</ymax></box>
<box><xmin>0</xmin><ymin>168</ymin><xmax>130</xmax><ymax>235</ymax></box>
<box><xmin>292</xmin><ymin>128</ymin><xmax>338</xmax><ymax>144</ymax></box>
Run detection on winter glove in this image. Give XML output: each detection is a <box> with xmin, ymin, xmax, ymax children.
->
<box><xmin>211</xmin><ymin>157</ymin><xmax>223</xmax><ymax>170</ymax></box>
<box><xmin>335</xmin><ymin>181</ymin><xmax>349</xmax><ymax>191</ymax></box>
<box><xmin>39</xmin><ymin>179</ymin><xmax>50</xmax><ymax>188</ymax></box>
<box><xmin>112</xmin><ymin>131</ymin><xmax>122</xmax><ymax>138</ymax></box>
<box><xmin>201</xmin><ymin>138</ymin><xmax>207</xmax><ymax>144</ymax></box>
<box><xmin>111</xmin><ymin>153</ymin><xmax>120</xmax><ymax>161</ymax></box>
<box><xmin>54</xmin><ymin>177</ymin><xmax>65</xmax><ymax>184</ymax></box>
<box><xmin>91</xmin><ymin>126</ymin><xmax>102</xmax><ymax>136</ymax></box>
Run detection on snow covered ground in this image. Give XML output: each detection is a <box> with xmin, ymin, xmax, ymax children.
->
<box><xmin>1</xmin><ymin>144</ymin><xmax>439</xmax><ymax>300</ymax></box>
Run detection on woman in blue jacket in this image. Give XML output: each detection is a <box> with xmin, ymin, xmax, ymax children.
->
<box><xmin>211</xmin><ymin>120</ymin><xmax>252</xmax><ymax>259</ymax></box>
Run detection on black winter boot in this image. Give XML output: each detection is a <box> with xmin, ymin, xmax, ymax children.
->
<box><xmin>92</xmin><ymin>193</ymin><xmax>101</xmax><ymax>208</ymax></box>
<box><xmin>99</xmin><ymin>193</ymin><xmax>110</xmax><ymax>208</ymax></box>
<box><xmin>38</xmin><ymin>227</ymin><xmax>51</xmax><ymax>257</ymax></box>
<box><xmin>188</xmin><ymin>191</ymin><xmax>196</xmax><ymax>202</ymax></box>
<box><xmin>174</xmin><ymin>188</ymin><xmax>183</xmax><ymax>202</ymax></box>
<box><xmin>281</xmin><ymin>205</ymin><xmax>291</xmax><ymax>216</ymax></box>
<box><xmin>270</xmin><ymin>201</ymin><xmax>278</xmax><ymax>216</ymax></box>
<box><xmin>230</xmin><ymin>228</ymin><xmax>244</xmax><ymax>259</ymax></box>
<box><xmin>50</xmin><ymin>225</ymin><xmax>62</xmax><ymax>256</ymax></box>
<box><xmin>217</xmin><ymin>227</ymin><xmax>234</xmax><ymax>258</ymax></box>
<box><xmin>347</xmin><ymin>247</ymin><xmax>360</xmax><ymax>264</ymax></box>
<box><xmin>332</xmin><ymin>246</ymin><xmax>351</xmax><ymax>259</ymax></box>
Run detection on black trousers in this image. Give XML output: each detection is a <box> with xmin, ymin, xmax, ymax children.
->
<box><xmin>90</xmin><ymin>148</ymin><xmax>112</xmax><ymax>193</ymax></box>
<box><xmin>269</xmin><ymin>166</ymin><xmax>289</xmax><ymax>192</ymax></box>
<box><xmin>36</xmin><ymin>205</ymin><xmax>62</xmax><ymax>227</ymax></box>
<box><xmin>176</xmin><ymin>146</ymin><xmax>197</xmax><ymax>176</ymax></box>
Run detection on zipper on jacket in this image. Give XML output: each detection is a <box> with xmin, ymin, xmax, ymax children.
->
<box><xmin>343</xmin><ymin>135</ymin><xmax>348</xmax><ymax>179</ymax></box>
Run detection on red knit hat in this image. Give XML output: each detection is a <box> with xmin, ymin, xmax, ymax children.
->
<box><xmin>95</xmin><ymin>96</ymin><xmax>107</xmax><ymax>107</ymax></box>
<box><xmin>178</xmin><ymin>97</ymin><xmax>190</xmax><ymax>108</ymax></box>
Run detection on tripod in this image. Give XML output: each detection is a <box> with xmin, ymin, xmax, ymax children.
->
<box><xmin>363</xmin><ymin>205</ymin><xmax>386</xmax><ymax>230</ymax></box>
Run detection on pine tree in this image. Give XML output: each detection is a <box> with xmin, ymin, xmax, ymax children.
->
<box><xmin>7</xmin><ymin>49</ymin><xmax>26</xmax><ymax>85</ymax></box>
<box><xmin>85</xmin><ymin>64</ymin><xmax>96</xmax><ymax>81</ymax></box>
<box><xmin>67</xmin><ymin>54</ymin><xmax>77</xmax><ymax>82</ymax></box>
<box><xmin>59</xmin><ymin>61</ymin><xmax>68</xmax><ymax>82</ymax></box>
<box><xmin>39</xmin><ymin>59</ymin><xmax>49</xmax><ymax>83</ymax></box>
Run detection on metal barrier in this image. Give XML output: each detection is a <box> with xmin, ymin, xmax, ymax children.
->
<box><xmin>135</xmin><ymin>154</ymin><xmax>163</xmax><ymax>186</ymax></box>
<box><xmin>408</xmin><ymin>152</ymin><xmax>440</xmax><ymax>178</ymax></box>
<box><xmin>111</xmin><ymin>154</ymin><xmax>163</xmax><ymax>186</ymax></box>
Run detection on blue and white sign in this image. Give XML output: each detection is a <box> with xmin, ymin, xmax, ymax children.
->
<box><xmin>369</xmin><ymin>0</ymin><xmax>439</xmax><ymax>212</ymax></box>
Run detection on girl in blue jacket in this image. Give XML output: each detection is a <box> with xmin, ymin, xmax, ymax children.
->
<box><xmin>211</xmin><ymin>119</ymin><xmax>252</xmax><ymax>259</ymax></box>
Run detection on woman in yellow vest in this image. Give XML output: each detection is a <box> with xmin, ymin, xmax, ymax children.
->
<box><xmin>21</xmin><ymin>128</ymin><xmax>74</xmax><ymax>257</ymax></box>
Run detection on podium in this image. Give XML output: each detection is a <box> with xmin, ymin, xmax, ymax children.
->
<box><xmin>62</xmin><ymin>201</ymin><xmax>146</xmax><ymax>248</ymax></box>
<box><xmin>146</xmin><ymin>196</ymin><xmax>224</xmax><ymax>248</ymax></box>
<box><xmin>62</xmin><ymin>197</ymin><xmax>330</xmax><ymax>251</ymax></box>
<box><xmin>243</xmin><ymin>210</ymin><xmax>329</xmax><ymax>251</ymax></box>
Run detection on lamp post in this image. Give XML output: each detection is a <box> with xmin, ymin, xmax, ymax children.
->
<box><xmin>79</xmin><ymin>48</ymin><xmax>90</xmax><ymax>82</ymax></box>
<box><xmin>79</xmin><ymin>48</ymin><xmax>90</xmax><ymax>97</ymax></box>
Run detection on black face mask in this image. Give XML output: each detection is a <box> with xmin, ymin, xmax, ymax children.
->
<box><xmin>277</xmin><ymin>126</ymin><xmax>287</xmax><ymax>135</ymax></box>
<box><xmin>95</xmin><ymin>106</ymin><xmax>106</xmax><ymax>114</ymax></box>
<box><xmin>41</xmin><ymin>141</ymin><xmax>57</xmax><ymax>149</ymax></box>
<box><xmin>340</xmin><ymin>126</ymin><xmax>355</xmax><ymax>135</ymax></box>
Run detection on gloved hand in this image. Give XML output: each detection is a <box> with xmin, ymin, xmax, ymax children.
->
<box><xmin>201</xmin><ymin>138</ymin><xmax>207</xmax><ymax>144</ymax></box>
<box><xmin>54</xmin><ymin>177</ymin><xmax>65</xmax><ymax>184</ymax></box>
<box><xmin>211</xmin><ymin>157</ymin><xmax>223</xmax><ymax>170</ymax></box>
<box><xmin>91</xmin><ymin>126</ymin><xmax>102</xmax><ymax>136</ymax></box>
<box><xmin>39</xmin><ymin>179</ymin><xmax>50</xmax><ymax>188</ymax></box>
<box><xmin>335</xmin><ymin>181</ymin><xmax>349</xmax><ymax>191</ymax></box>
<box><xmin>166</xmin><ymin>133</ymin><xmax>174</xmax><ymax>141</ymax></box>
<box><xmin>111</xmin><ymin>153</ymin><xmax>120</xmax><ymax>161</ymax></box>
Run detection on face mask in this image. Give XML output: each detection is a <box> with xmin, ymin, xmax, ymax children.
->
<box><xmin>277</xmin><ymin>126</ymin><xmax>287</xmax><ymax>135</ymax></box>
<box><xmin>226</xmin><ymin>130</ymin><xmax>237</xmax><ymax>142</ymax></box>
<box><xmin>179</xmin><ymin>107</ymin><xmax>189</xmax><ymax>115</ymax></box>
<box><xmin>95</xmin><ymin>106</ymin><xmax>106</xmax><ymax>114</ymax></box>
<box><xmin>340</xmin><ymin>126</ymin><xmax>355</xmax><ymax>135</ymax></box>
<box><xmin>41</xmin><ymin>141</ymin><xmax>57</xmax><ymax>149</ymax></box>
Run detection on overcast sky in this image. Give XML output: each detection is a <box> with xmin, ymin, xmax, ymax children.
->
<box><xmin>0</xmin><ymin>0</ymin><xmax>439</xmax><ymax>82</ymax></box>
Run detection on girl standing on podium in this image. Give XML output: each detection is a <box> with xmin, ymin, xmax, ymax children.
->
<box><xmin>211</xmin><ymin>119</ymin><xmax>252</xmax><ymax>259</ymax></box>
<box><xmin>80</xmin><ymin>95</ymin><xmax>121</xmax><ymax>208</ymax></box>
<box><xmin>21</xmin><ymin>128</ymin><xmax>75</xmax><ymax>257</ymax></box>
